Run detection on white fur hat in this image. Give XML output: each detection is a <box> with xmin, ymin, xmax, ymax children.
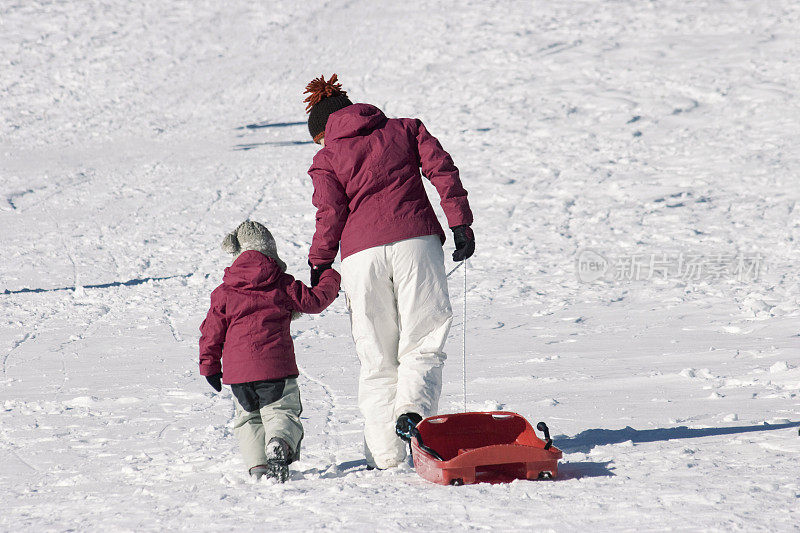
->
<box><xmin>222</xmin><ymin>220</ymin><xmax>287</xmax><ymax>272</ymax></box>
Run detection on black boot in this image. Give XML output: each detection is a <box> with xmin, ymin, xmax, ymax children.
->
<box><xmin>395</xmin><ymin>413</ymin><xmax>423</xmax><ymax>442</ymax></box>
<box><xmin>265</xmin><ymin>437</ymin><xmax>291</xmax><ymax>482</ymax></box>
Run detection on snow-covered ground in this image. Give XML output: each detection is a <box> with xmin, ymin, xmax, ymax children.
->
<box><xmin>2</xmin><ymin>1</ymin><xmax>799</xmax><ymax>530</ymax></box>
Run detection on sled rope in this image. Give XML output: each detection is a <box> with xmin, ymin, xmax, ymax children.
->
<box><xmin>462</xmin><ymin>259</ymin><xmax>467</xmax><ymax>412</ymax></box>
<box><xmin>446</xmin><ymin>259</ymin><xmax>468</xmax><ymax>412</ymax></box>
<box><xmin>445</xmin><ymin>261</ymin><xmax>463</xmax><ymax>277</ymax></box>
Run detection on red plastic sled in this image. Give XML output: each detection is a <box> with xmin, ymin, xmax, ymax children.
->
<box><xmin>410</xmin><ymin>411</ymin><xmax>562</xmax><ymax>485</ymax></box>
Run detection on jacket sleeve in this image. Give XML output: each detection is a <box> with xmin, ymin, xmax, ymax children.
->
<box><xmin>198</xmin><ymin>289</ymin><xmax>226</xmax><ymax>376</ymax></box>
<box><xmin>413</xmin><ymin>119</ymin><xmax>473</xmax><ymax>228</ymax></box>
<box><xmin>308</xmin><ymin>151</ymin><xmax>349</xmax><ymax>265</ymax></box>
<box><xmin>284</xmin><ymin>269</ymin><xmax>342</xmax><ymax>314</ymax></box>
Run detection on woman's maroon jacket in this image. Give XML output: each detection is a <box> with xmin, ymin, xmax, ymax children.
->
<box><xmin>308</xmin><ymin>103</ymin><xmax>473</xmax><ymax>265</ymax></box>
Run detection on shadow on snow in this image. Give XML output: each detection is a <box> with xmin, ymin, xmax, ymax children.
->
<box><xmin>555</xmin><ymin>421</ymin><xmax>800</xmax><ymax>454</ymax></box>
<box><xmin>233</xmin><ymin>120</ymin><xmax>312</xmax><ymax>150</ymax></box>
<box><xmin>1</xmin><ymin>274</ymin><xmax>195</xmax><ymax>295</ymax></box>
<box><xmin>295</xmin><ymin>458</ymin><xmax>370</xmax><ymax>480</ymax></box>
<box><xmin>235</xmin><ymin>121</ymin><xmax>306</xmax><ymax>130</ymax></box>
<box><xmin>558</xmin><ymin>460</ymin><xmax>615</xmax><ymax>479</ymax></box>
<box><xmin>234</xmin><ymin>140</ymin><xmax>314</xmax><ymax>151</ymax></box>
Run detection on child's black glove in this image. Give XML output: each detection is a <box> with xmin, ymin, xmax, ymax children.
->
<box><xmin>206</xmin><ymin>372</ymin><xmax>223</xmax><ymax>392</ymax></box>
<box><xmin>309</xmin><ymin>261</ymin><xmax>333</xmax><ymax>287</ymax></box>
<box><xmin>451</xmin><ymin>225</ymin><xmax>475</xmax><ymax>261</ymax></box>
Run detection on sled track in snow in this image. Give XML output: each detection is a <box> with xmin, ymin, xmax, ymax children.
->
<box><xmin>297</xmin><ymin>361</ymin><xmax>344</xmax><ymax>461</ymax></box>
<box><xmin>0</xmin><ymin>301</ymin><xmax>69</xmax><ymax>381</ymax></box>
<box><xmin>0</xmin><ymin>429</ymin><xmax>39</xmax><ymax>474</ymax></box>
<box><xmin>163</xmin><ymin>309</ymin><xmax>184</xmax><ymax>343</ymax></box>
<box><xmin>53</xmin><ymin>303</ymin><xmax>113</xmax><ymax>394</ymax></box>
<box><xmin>2</xmin><ymin>332</ymin><xmax>32</xmax><ymax>379</ymax></box>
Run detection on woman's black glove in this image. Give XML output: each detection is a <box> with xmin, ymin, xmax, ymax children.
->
<box><xmin>309</xmin><ymin>261</ymin><xmax>334</xmax><ymax>287</ymax></box>
<box><xmin>451</xmin><ymin>225</ymin><xmax>475</xmax><ymax>261</ymax></box>
<box><xmin>205</xmin><ymin>372</ymin><xmax>223</xmax><ymax>392</ymax></box>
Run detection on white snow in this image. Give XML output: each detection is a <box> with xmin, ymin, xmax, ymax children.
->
<box><xmin>2</xmin><ymin>0</ymin><xmax>800</xmax><ymax>531</ymax></box>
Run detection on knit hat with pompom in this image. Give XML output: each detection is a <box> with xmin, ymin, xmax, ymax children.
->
<box><xmin>304</xmin><ymin>74</ymin><xmax>352</xmax><ymax>143</ymax></box>
<box><xmin>221</xmin><ymin>220</ymin><xmax>287</xmax><ymax>272</ymax></box>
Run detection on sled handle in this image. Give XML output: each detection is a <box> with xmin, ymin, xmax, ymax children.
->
<box><xmin>411</xmin><ymin>427</ymin><xmax>444</xmax><ymax>461</ymax></box>
<box><xmin>536</xmin><ymin>422</ymin><xmax>553</xmax><ymax>450</ymax></box>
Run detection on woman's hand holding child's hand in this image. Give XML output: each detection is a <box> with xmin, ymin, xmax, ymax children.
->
<box><xmin>309</xmin><ymin>261</ymin><xmax>334</xmax><ymax>287</ymax></box>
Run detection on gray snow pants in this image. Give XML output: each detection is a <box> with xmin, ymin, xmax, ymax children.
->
<box><xmin>231</xmin><ymin>377</ymin><xmax>304</xmax><ymax>469</ymax></box>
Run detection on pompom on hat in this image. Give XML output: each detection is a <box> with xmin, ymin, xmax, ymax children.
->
<box><xmin>304</xmin><ymin>74</ymin><xmax>352</xmax><ymax>143</ymax></box>
<box><xmin>221</xmin><ymin>220</ymin><xmax>287</xmax><ymax>272</ymax></box>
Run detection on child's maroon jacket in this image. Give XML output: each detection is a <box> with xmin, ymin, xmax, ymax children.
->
<box><xmin>308</xmin><ymin>103</ymin><xmax>473</xmax><ymax>265</ymax></box>
<box><xmin>199</xmin><ymin>251</ymin><xmax>341</xmax><ymax>384</ymax></box>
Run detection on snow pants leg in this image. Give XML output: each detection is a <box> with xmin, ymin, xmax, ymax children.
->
<box><xmin>342</xmin><ymin>235</ymin><xmax>452</xmax><ymax>469</ymax></box>
<box><xmin>231</xmin><ymin>378</ymin><xmax>304</xmax><ymax>470</ymax></box>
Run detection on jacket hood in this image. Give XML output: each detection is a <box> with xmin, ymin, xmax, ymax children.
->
<box><xmin>325</xmin><ymin>103</ymin><xmax>387</xmax><ymax>142</ymax></box>
<box><xmin>223</xmin><ymin>250</ymin><xmax>284</xmax><ymax>290</ymax></box>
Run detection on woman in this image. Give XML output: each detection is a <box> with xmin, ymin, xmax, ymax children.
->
<box><xmin>303</xmin><ymin>74</ymin><xmax>475</xmax><ymax>469</ymax></box>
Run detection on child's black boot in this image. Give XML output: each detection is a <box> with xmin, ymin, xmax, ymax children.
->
<box><xmin>265</xmin><ymin>437</ymin><xmax>291</xmax><ymax>482</ymax></box>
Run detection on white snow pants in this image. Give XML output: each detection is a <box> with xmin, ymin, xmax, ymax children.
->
<box><xmin>341</xmin><ymin>235</ymin><xmax>453</xmax><ymax>469</ymax></box>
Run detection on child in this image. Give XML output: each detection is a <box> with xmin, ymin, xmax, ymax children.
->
<box><xmin>303</xmin><ymin>75</ymin><xmax>474</xmax><ymax>469</ymax></box>
<box><xmin>199</xmin><ymin>220</ymin><xmax>341</xmax><ymax>481</ymax></box>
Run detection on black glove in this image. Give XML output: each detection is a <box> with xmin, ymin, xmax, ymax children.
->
<box><xmin>309</xmin><ymin>261</ymin><xmax>333</xmax><ymax>287</ymax></box>
<box><xmin>205</xmin><ymin>372</ymin><xmax>222</xmax><ymax>392</ymax></box>
<box><xmin>451</xmin><ymin>225</ymin><xmax>475</xmax><ymax>262</ymax></box>
<box><xmin>395</xmin><ymin>412</ymin><xmax>423</xmax><ymax>442</ymax></box>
